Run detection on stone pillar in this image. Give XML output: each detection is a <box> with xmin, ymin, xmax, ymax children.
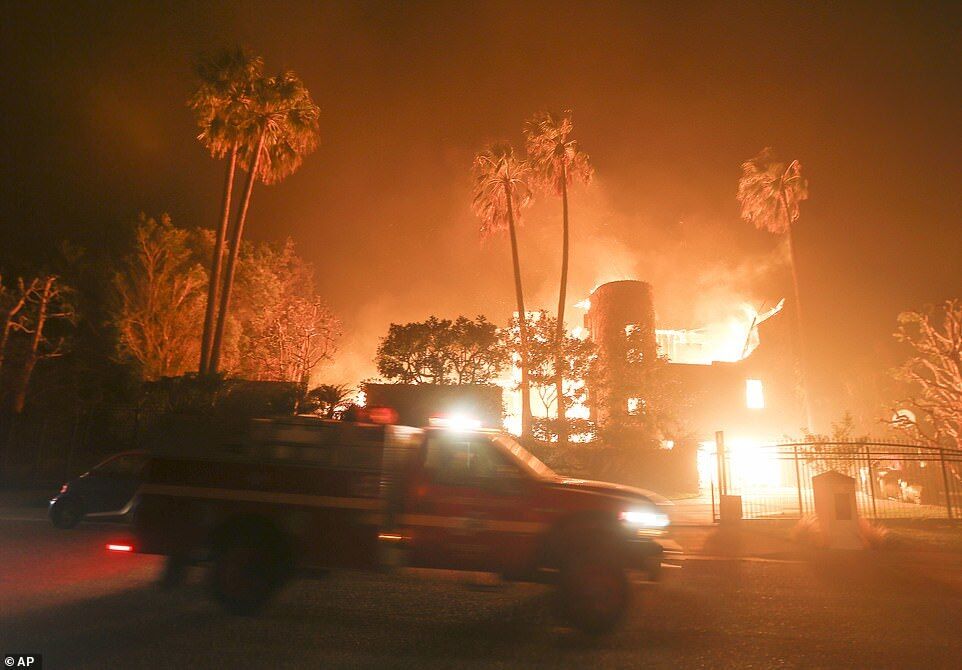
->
<box><xmin>812</xmin><ymin>470</ymin><xmax>863</xmax><ymax>549</ymax></box>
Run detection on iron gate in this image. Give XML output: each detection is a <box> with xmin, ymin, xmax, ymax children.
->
<box><xmin>707</xmin><ymin>433</ymin><xmax>962</xmax><ymax>521</ymax></box>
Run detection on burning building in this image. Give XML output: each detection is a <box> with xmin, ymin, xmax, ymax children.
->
<box><xmin>582</xmin><ymin>279</ymin><xmax>804</xmax><ymax>441</ymax></box>
<box><xmin>582</xmin><ymin>280</ymin><xmax>657</xmax><ymax>425</ymax></box>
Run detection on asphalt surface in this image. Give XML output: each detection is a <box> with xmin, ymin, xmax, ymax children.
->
<box><xmin>2</xmin><ymin>513</ymin><xmax>962</xmax><ymax>669</ymax></box>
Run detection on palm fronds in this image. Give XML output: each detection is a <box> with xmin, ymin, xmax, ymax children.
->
<box><xmin>523</xmin><ymin>109</ymin><xmax>593</xmax><ymax>195</ymax></box>
<box><xmin>737</xmin><ymin>147</ymin><xmax>808</xmax><ymax>234</ymax></box>
<box><xmin>471</xmin><ymin>142</ymin><xmax>532</xmax><ymax>238</ymax></box>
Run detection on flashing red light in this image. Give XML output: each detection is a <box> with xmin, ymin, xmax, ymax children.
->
<box><xmin>366</xmin><ymin>406</ymin><xmax>398</xmax><ymax>425</ymax></box>
<box><xmin>107</xmin><ymin>543</ymin><xmax>133</xmax><ymax>552</ymax></box>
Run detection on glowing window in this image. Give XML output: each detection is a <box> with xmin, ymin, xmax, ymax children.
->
<box><xmin>745</xmin><ymin>379</ymin><xmax>764</xmax><ymax>409</ymax></box>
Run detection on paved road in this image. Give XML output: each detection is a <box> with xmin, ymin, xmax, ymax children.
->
<box><xmin>2</xmin><ymin>514</ymin><xmax>962</xmax><ymax>669</ymax></box>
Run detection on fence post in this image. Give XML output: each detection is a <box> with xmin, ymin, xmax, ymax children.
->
<box><xmin>710</xmin><ymin>472</ymin><xmax>717</xmax><ymax>524</ymax></box>
<box><xmin>715</xmin><ymin>431</ymin><xmax>727</xmax><ymax>497</ymax></box>
<box><xmin>793</xmin><ymin>445</ymin><xmax>804</xmax><ymax>516</ymax></box>
<box><xmin>865</xmin><ymin>444</ymin><xmax>878</xmax><ymax>519</ymax></box>
<box><xmin>940</xmin><ymin>448</ymin><xmax>954</xmax><ymax>520</ymax></box>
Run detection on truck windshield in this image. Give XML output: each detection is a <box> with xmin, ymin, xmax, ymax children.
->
<box><xmin>494</xmin><ymin>435</ymin><xmax>556</xmax><ymax>480</ymax></box>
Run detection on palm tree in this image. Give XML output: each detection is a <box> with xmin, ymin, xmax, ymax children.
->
<box><xmin>472</xmin><ymin>143</ymin><xmax>534</xmax><ymax>439</ymax></box>
<box><xmin>209</xmin><ymin>70</ymin><xmax>321</xmax><ymax>374</ymax></box>
<box><xmin>306</xmin><ymin>383</ymin><xmax>354</xmax><ymax>418</ymax></box>
<box><xmin>188</xmin><ymin>47</ymin><xmax>263</xmax><ymax>376</ymax></box>
<box><xmin>737</xmin><ymin>147</ymin><xmax>811</xmax><ymax>428</ymax></box>
<box><xmin>524</xmin><ymin>110</ymin><xmax>592</xmax><ymax>446</ymax></box>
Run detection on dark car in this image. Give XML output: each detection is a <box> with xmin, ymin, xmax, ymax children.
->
<box><xmin>49</xmin><ymin>451</ymin><xmax>148</xmax><ymax>528</ymax></box>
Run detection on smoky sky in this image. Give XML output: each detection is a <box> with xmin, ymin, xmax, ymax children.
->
<box><xmin>2</xmin><ymin>1</ymin><xmax>960</xmax><ymax>411</ymax></box>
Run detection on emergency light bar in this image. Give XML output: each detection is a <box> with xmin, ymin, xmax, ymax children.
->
<box><xmin>428</xmin><ymin>415</ymin><xmax>482</xmax><ymax>431</ymax></box>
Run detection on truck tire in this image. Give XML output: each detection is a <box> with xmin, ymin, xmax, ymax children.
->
<box><xmin>209</xmin><ymin>533</ymin><xmax>289</xmax><ymax>615</ymax></box>
<box><xmin>158</xmin><ymin>554</ymin><xmax>189</xmax><ymax>591</ymax></box>
<box><xmin>558</xmin><ymin>545</ymin><xmax>629</xmax><ymax>634</ymax></box>
<box><xmin>50</xmin><ymin>497</ymin><xmax>83</xmax><ymax>529</ymax></box>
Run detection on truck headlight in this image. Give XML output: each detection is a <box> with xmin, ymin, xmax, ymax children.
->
<box><xmin>619</xmin><ymin>509</ymin><xmax>670</xmax><ymax>528</ymax></box>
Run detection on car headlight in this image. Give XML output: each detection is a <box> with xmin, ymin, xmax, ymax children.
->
<box><xmin>619</xmin><ymin>509</ymin><xmax>670</xmax><ymax>528</ymax></box>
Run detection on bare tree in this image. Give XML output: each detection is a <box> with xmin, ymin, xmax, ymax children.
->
<box><xmin>0</xmin><ymin>276</ymin><xmax>39</xmax><ymax>372</ymax></box>
<box><xmin>504</xmin><ymin>311</ymin><xmax>597</xmax><ymax>430</ymax></box>
<box><xmin>245</xmin><ymin>297</ymin><xmax>340</xmax><ymax>384</ymax></box>
<box><xmin>11</xmin><ymin>275</ymin><xmax>75</xmax><ymax>413</ymax></box>
<box><xmin>891</xmin><ymin>299</ymin><xmax>962</xmax><ymax>448</ymax></box>
<box><xmin>111</xmin><ymin>215</ymin><xmax>208</xmax><ymax>381</ymax></box>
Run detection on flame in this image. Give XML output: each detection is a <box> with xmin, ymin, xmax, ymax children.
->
<box><xmin>656</xmin><ymin>300</ymin><xmax>783</xmax><ymax>365</ymax></box>
<box><xmin>698</xmin><ymin>437</ymin><xmax>784</xmax><ymax>491</ymax></box>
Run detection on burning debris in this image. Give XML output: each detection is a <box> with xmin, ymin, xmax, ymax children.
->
<box><xmin>655</xmin><ymin>299</ymin><xmax>785</xmax><ymax>366</ymax></box>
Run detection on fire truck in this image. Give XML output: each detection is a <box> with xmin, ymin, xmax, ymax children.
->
<box><xmin>126</xmin><ymin>413</ymin><xmax>677</xmax><ymax>633</ymax></box>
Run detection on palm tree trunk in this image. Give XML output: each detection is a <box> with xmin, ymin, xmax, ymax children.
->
<box><xmin>555</xmin><ymin>168</ymin><xmax>569</xmax><ymax>447</ymax></box>
<box><xmin>199</xmin><ymin>145</ymin><xmax>238</xmax><ymax>376</ymax></box>
<box><xmin>505</xmin><ymin>186</ymin><xmax>532</xmax><ymax>440</ymax></box>
<box><xmin>780</xmin><ymin>193</ymin><xmax>813</xmax><ymax>430</ymax></box>
<box><xmin>210</xmin><ymin>131</ymin><xmax>266</xmax><ymax>374</ymax></box>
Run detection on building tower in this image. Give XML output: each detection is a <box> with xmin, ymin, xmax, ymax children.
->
<box><xmin>585</xmin><ymin>280</ymin><xmax>657</xmax><ymax>423</ymax></box>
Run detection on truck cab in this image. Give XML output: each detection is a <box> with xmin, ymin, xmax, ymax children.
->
<box><xmin>394</xmin><ymin>426</ymin><xmax>670</xmax><ymax>581</ymax></box>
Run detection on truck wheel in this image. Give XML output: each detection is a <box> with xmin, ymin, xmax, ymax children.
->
<box><xmin>209</xmin><ymin>541</ymin><xmax>286</xmax><ymax>615</ymax></box>
<box><xmin>158</xmin><ymin>554</ymin><xmax>189</xmax><ymax>591</ymax></box>
<box><xmin>50</xmin><ymin>497</ymin><xmax>83</xmax><ymax>529</ymax></box>
<box><xmin>558</xmin><ymin>548</ymin><xmax>629</xmax><ymax>634</ymax></box>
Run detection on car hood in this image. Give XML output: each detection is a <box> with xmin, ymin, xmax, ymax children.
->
<box><xmin>546</xmin><ymin>477</ymin><xmax>672</xmax><ymax>506</ymax></box>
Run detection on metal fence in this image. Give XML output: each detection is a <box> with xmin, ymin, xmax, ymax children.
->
<box><xmin>707</xmin><ymin>433</ymin><xmax>962</xmax><ymax>521</ymax></box>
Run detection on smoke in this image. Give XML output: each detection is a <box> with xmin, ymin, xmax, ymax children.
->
<box><xmin>314</xmin><ymin>173</ymin><xmax>793</xmax><ymax>388</ymax></box>
<box><xmin>535</xmin><ymin>176</ymin><xmax>792</xmax><ymax>331</ymax></box>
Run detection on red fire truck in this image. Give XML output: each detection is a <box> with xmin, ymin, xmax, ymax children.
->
<box><xmin>126</xmin><ymin>414</ymin><xmax>677</xmax><ymax>632</ymax></box>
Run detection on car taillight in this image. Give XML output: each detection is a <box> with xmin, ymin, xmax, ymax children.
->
<box><xmin>60</xmin><ymin>484</ymin><xmax>68</xmax><ymax>493</ymax></box>
<box><xmin>107</xmin><ymin>543</ymin><xmax>133</xmax><ymax>552</ymax></box>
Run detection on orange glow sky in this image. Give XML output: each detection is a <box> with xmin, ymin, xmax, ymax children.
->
<box><xmin>2</xmin><ymin>2</ymin><xmax>959</xmax><ymax>422</ymax></box>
